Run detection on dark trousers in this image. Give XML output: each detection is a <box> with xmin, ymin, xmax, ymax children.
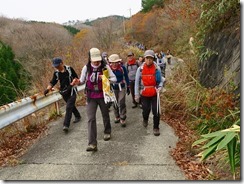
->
<box><xmin>160</xmin><ymin>64</ymin><xmax>166</xmax><ymax>78</ymax></box>
<box><xmin>129</xmin><ymin>80</ymin><xmax>137</xmax><ymax>105</ymax></box>
<box><xmin>63</xmin><ymin>93</ymin><xmax>81</xmax><ymax>127</ymax></box>
<box><xmin>141</xmin><ymin>95</ymin><xmax>160</xmax><ymax>129</ymax></box>
<box><xmin>86</xmin><ymin>98</ymin><xmax>111</xmax><ymax>145</ymax></box>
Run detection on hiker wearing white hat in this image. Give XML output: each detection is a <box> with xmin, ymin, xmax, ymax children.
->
<box><xmin>71</xmin><ymin>48</ymin><xmax>117</xmax><ymax>152</ymax></box>
<box><xmin>108</xmin><ymin>54</ymin><xmax>130</xmax><ymax>128</ymax></box>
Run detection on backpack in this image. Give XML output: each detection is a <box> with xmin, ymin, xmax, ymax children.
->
<box><xmin>126</xmin><ymin>60</ymin><xmax>139</xmax><ymax>71</ymax></box>
<box><xmin>56</xmin><ymin>65</ymin><xmax>76</xmax><ymax>96</ymax></box>
<box><xmin>85</xmin><ymin>64</ymin><xmax>108</xmax><ymax>99</ymax></box>
<box><xmin>139</xmin><ymin>63</ymin><xmax>161</xmax><ymax>97</ymax></box>
<box><xmin>110</xmin><ymin>64</ymin><xmax>127</xmax><ymax>90</ymax></box>
<box><xmin>55</xmin><ymin>65</ymin><xmax>72</xmax><ymax>82</ymax></box>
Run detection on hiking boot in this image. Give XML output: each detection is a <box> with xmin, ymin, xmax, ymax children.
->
<box><xmin>103</xmin><ymin>134</ymin><xmax>111</xmax><ymax>141</ymax></box>
<box><xmin>86</xmin><ymin>144</ymin><xmax>97</xmax><ymax>152</ymax></box>
<box><xmin>73</xmin><ymin>117</ymin><xmax>81</xmax><ymax>123</ymax></box>
<box><xmin>114</xmin><ymin>117</ymin><xmax>120</xmax><ymax>124</ymax></box>
<box><xmin>142</xmin><ymin>120</ymin><xmax>148</xmax><ymax>127</ymax></box>
<box><xmin>153</xmin><ymin>128</ymin><xmax>160</xmax><ymax>136</ymax></box>
<box><xmin>132</xmin><ymin>104</ymin><xmax>137</xmax><ymax>108</ymax></box>
<box><xmin>120</xmin><ymin>120</ymin><xmax>126</xmax><ymax>127</ymax></box>
<box><xmin>63</xmin><ymin>126</ymin><xmax>69</xmax><ymax>132</ymax></box>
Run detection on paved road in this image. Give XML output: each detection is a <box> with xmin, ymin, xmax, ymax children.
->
<box><xmin>0</xmin><ymin>57</ymin><xmax>185</xmax><ymax>180</ymax></box>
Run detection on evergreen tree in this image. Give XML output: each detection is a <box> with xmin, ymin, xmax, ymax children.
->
<box><xmin>141</xmin><ymin>0</ymin><xmax>164</xmax><ymax>12</ymax></box>
<box><xmin>63</xmin><ymin>25</ymin><xmax>80</xmax><ymax>35</ymax></box>
<box><xmin>0</xmin><ymin>41</ymin><xmax>29</xmax><ymax>106</ymax></box>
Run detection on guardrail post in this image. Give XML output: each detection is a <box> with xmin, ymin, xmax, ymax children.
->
<box><xmin>55</xmin><ymin>101</ymin><xmax>60</xmax><ymax>115</ymax></box>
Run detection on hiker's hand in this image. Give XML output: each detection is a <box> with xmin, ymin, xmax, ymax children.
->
<box><xmin>71</xmin><ymin>78</ymin><xmax>79</xmax><ymax>86</ymax></box>
<box><xmin>44</xmin><ymin>89</ymin><xmax>49</xmax><ymax>96</ymax></box>
<box><xmin>126</xmin><ymin>87</ymin><xmax>130</xmax><ymax>95</ymax></box>
<box><xmin>156</xmin><ymin>87</ymin><xmax>162</xmax><ymax>93</ymax></box>
<box><xmin>135</xmin><ymin>95</ymin><xmax>140</xmax><ymax>103</ymax></box>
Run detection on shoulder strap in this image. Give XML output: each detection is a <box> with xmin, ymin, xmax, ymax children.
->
<box><xmin>55</xmin><ymin>71</ymin><xmax>59</xmax><ymax>81</ymax></box>
<box><xmin>64</xmin><ymin>65</ymin><xmax>72</xmax><ymax>83</ymax></box>
<box><xmin>65</xmin><ymin>65</ymin><xmax>72</xmax><ymax>77</ymax></box>
<box><xmin>140</xmin><ymin>63</ymin><xmax>158</xmax><ymax>74</ymax></box>
<box><xmin>140</xmin><ymin>63</ymin><xmax>145</xmax><ymax>72</ymax></box>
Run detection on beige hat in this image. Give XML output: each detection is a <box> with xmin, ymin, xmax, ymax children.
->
<box><xmin>108</xmin><ymin>54</ymin><xmax>122</xmax><ymax>62</ymax></box>
<box><xmin>144</xmin><ymin>50</ymin><xmax>155</xmax><ymax>58</ymax></box>
<box><xmin>90</xmin><ymin>48</ymin><xmax>102</xmax><ymax>62</ymax></box>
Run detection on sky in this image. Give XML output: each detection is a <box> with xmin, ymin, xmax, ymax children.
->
<box><xmin>0</xmin><ymin>0</ymin><xmax>142</xmax><ymax>24</ymax></box>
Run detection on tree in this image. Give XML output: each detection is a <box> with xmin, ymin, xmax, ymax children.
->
<box><xmin>92</xmin><ymin>17</ymin><xmax>123</xmax><ymax>50</ymax></box>
<box><xmin>141</xmin><ymin>0</ymin><xmax>164</xmax><ymax>13</ymax></box>
<box><xmin>0</xmin><ymin>18</ymin><xmax>73</xmax><ymax>92</ymax></box>
<box><xmin>0</xmin><ymin>41</ymin><xmax>29</xmax><ymax>105</ymax></box>
<box><xmin>63</xmin><ymin>25</ymin><xmax>80</xmax><ymax>35</ymax></box>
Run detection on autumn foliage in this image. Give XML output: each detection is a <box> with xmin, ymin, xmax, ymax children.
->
<box><xmin>125</xmin><ymin>0</ymin><xmax>202</xmax><ymax>50</ymax></box>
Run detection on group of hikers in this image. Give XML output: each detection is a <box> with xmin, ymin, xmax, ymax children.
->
<box><xmin>44</xmin><ymin>47</ymin><xmax>173</xmax><ymax>152</ymax></box>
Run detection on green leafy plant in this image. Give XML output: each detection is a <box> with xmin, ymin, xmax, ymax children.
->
<box><xmin>195</xmin><ymin>0</ymin><xmax>240</xmax><ymax>60</ymax></box>
<box><xmin>192</xmin><ymin>122</ymin><xmax>240</xmax><ymax>180</ymax></box>
<box><xmin>199</xmin><ymin>48</ymin><xmax>218</xmax><ymax>62</ymax></box>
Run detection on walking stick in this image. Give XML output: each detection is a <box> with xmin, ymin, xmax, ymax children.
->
<box><xmin>157</xmin><ymin>91</ymin><xmax>161</xmax><ymax>115</ymax></box>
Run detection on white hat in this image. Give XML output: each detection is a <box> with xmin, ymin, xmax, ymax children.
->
<box><xmin>144</xmin><ymin>50</ymin><xmax>155</xmax><ymax>58</ymax></box>
<box><xmin>90</xmin><ymin>48</ymin><xmax>102</xmax><ymax>62</ymax></box>
<box><xmin>108</xmin><ymin>54</ymin><xmax>122</xmax><ymax>62</ymax></box>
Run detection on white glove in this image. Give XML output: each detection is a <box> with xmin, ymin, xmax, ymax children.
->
<box><xmin>135</xmin><ymin>95</ymin><xmax>140</xmax><ymax>103</ymax></box>
<box><xmin>156</xmin><ymin>87</ymin><xmax>162</xmax><ymax>93</ymax></box>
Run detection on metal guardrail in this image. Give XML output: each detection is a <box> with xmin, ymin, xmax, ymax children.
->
<box><xmin>0</xmin><ymin>85</ymin><xmax>85</xmax><ymax>130</ymax></box>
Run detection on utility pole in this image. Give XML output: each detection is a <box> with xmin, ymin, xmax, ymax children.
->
<box><xmin>128</xmin><ymin>8</ymin><xmax>133</xmax><ymax>39</ymax></box>
<box><xmin>123</xmin><ymin>15</ymin><xmax>126</xmax><ymax>35</ymax></box>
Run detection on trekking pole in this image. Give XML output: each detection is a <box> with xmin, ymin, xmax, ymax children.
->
<box><xmin>157</xmin><ymin>91</ymin><xmax>161</xmax><ymax>115</ymax></box>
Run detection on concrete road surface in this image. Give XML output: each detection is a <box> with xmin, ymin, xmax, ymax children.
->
<box><xmin>0</xmin><ymin>57</ymin><xmax>185</xmax><ymax>180</ymax></box>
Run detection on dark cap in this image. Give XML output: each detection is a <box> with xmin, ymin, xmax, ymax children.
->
<box><xmin>52</xmin><ymin>57</ymin><xmax>62</xmax><ymax>67</ymax></box>
<box><xmin>127</xmin><ymin>51</ymin><xmax>134</xmax><ymax>57</ymax></box>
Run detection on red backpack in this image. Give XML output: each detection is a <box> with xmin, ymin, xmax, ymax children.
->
<box><xmin>141</xmin><ymin>64</ymin><xmax>157</xmax><ymax>97</ymax></box>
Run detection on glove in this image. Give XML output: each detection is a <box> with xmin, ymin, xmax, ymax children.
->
<box><xmin>126</xmin><ymin>88</ymin><xmax>130</xmax><ymax>95</ymax></box>
<box><xmin>156</xmin><ymin>87</ymin><xmax>162</xmax><ymax>93</ymax></box>
<box><xmin>135</xmin><ymin>95</ymin><xmax>140</xmax><ymax>103</ymax></box>
<box><xmin>44</xmin><ymin>89</ymin><xmax>49</xmax><ymax>96</ymax></box>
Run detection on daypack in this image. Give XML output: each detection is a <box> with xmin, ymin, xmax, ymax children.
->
<box><xmin>139</xmin><ymin>63</ymin><xmax>161</xmax><ymax>97</ymax></box>
<box><xmin>110</xmin><ymin>64</ymin><xmax>127</xmax><ymax>90</ymax></box>
<box><xmin>55</xmin><ymin>65</ymin><xmax>76</xmax><ymax>96</ymax></box>
<box><xmin>85</xmin><ymin>64</ymin><xmax>108</xmax><ymax>99</ymax></box>
<box><xmin>126</xmin><ymin>60</ymin><xmax>139</xmax><ymax>81</ymax></box>
<box><xmin>55</xmin><ymin>65</ymin><xmax>72</xmax><ymax>82</ymax></box>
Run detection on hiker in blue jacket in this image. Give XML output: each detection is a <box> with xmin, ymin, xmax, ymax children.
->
<box><xmin>108</xmin><ymin>54</ymin><xmax>130</xmax><ymax>127</ymax></box>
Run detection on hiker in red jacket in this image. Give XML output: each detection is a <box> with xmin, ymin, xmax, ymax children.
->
<box><xmin>134</xmin><ymin>50</ymin><xmax>163</xmax><ymax>136</ymax></box>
